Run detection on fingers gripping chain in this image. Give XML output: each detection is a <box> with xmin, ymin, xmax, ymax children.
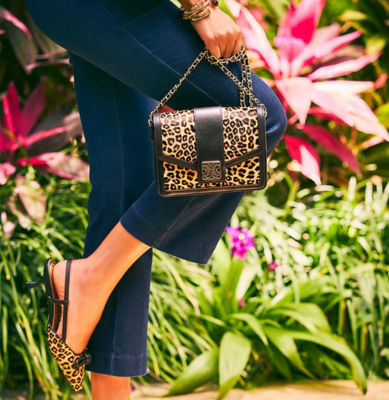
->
<box><xmin>147</xmin><ymin>43</ymin><xmax>267</xmax><ymax>128</ymax></box>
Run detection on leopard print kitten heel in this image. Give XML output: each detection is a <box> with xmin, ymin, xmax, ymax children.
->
<box><xmin>26</xmin><ymin>258</ymin><xmax>92</xmax><ymax>392</ymax></box>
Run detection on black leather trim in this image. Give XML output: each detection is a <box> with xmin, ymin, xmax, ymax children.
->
<box><xmin>255</xmin><ymin>106</ymin><xmax>267</xmax><ymax>189</ymax></box>
<box><xmin>194</xmin><ymin>106</ymin><xmax>225</xmax><ymax>183</ymax></box>
<box><xmin>152</xmin><ymin>112</ymin><xmax>166</xmax><ymax>196</ymax></box>
<box><xmin>158</xmin><ymin>154</ymin><xmax>195</xmax><ymax>169</ymax></box>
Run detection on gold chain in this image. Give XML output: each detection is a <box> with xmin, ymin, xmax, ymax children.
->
<box><xmin>147</xmin><ymin>43</ymin><xmax>267</xmax><ymax>128</ymax></box>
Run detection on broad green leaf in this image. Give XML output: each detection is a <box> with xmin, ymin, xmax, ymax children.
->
<box><xmin>229</xmin><ymin>313</ymin><xmax>268</xmax><ymax>346</ymax></box>
<box><xmin>193</xmin><ymin>313</ymin><xmax>226</xmax><ymax>328</ymax></box>
<box><xmin>267</xmin><ymin>303</ymin><xmax>331</xmax><ymax>333</ymax></box>
<box><xmin>288</xmin><ymin>329</ymin><xmax>366</xmax><ymax>393</ymax></box>
<box><xmin>235</xmin><ymin>262</ymin><xmax>259</xmax><ymax>300</ymax></box>
<box><xmin>218</xmin><ymin>332</ymin><xmax>251</xmax><ymax>400</ymax></box>
<box><xmin>221</xmin><ymin>257</ymin><xmax>244</xmax><ymax>312</ymax></box>
<box><xmin>211</xmin><ymin>239</ymin><xmax>231</xmax><ymax>287</ymax></box>
<box><xmin>270</xmin><ymin>278</ymin><xmax>326</xmax><ymax>305</ymax></box>
<box><xmin>263</xmin><ymin>326</ymin><xmax>315</xmax><ymax>378</ymax></box>
<box><xmin>268</xmin><ymin>343</ymin><xmax>292</xmax><ymax>380</ymax></box>
<box><xmin>166</xmin><ymin>347</ymin><xmax>219</xmax><ymax>396</ymax></box>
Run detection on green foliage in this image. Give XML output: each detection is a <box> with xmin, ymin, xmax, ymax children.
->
<box><xmin>1</xmin><ymin>166</ymin><xmax>388</xmax><ymax>398</ymax></box>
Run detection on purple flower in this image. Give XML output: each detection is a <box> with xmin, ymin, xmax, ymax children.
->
<box><xmin>268</xmin><ymin>260</ymin><xmax>279</xmax><ymax>270</ymax></box>
<box><xmin>225</xmin><ymin>226</ymin><xmax>255</xmax><ymax>260</ymax></box>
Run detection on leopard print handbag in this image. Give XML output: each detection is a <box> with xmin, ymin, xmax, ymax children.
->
<box><xmin>148</xmin><ymin>43</ymin><xmax>268</xmax><ymax>197</ymax></box>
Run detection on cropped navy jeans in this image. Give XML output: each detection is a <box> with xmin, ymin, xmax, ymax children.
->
<box><xmin>25</xmin><ymin>0</ymin><xmax>287</xmax><ymax>377</ymax></box>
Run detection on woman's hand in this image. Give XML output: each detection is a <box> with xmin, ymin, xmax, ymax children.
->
<box><xmin>182</xmin><ymin>3</ymin><xmax>243</xmax><ymax>59</ymax></box>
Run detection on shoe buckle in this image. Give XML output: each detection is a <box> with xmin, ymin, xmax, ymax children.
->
<box><xmin>72</xmin><ymin>351</ymin><xmax>92</xmax><ymax>368</ymax></box>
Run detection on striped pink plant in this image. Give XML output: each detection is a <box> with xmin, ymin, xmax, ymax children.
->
<box><xmin>0</xmin><ymin>81</ymin><xmax>89</xmax><ymax>185</ymax></box>
<box><xmin>227</xmin><ymin>0</ymin><xmax>388</xmax><ymax>184</ymax></box>
<box><xmin>0</xmin><ymin>6</ymin><xmax>30</xmax><ymax>37</ymax></box>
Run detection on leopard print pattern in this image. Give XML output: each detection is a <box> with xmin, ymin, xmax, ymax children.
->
<box><xmin>47</xmin><ymin>324</ymin><xmax>86</xmax><ymax>392</ymax></box>
<box><xmin>159</xmin><ymin>107</ymin><xmax>262</xmax><ymax>191</ymax></box>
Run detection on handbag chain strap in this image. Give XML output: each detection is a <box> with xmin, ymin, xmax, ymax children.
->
<box><xmin>147</xmin><ymin>43</ymin><xmax>267</xmax><ymax>128</ymax></box>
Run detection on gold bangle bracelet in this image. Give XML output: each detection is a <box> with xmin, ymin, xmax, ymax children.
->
<box><xmin>181</xmin><ymin>0</ymin><xmax>208</xmax><ymax>16</ymax></box>
<box><xmin>182</xmin><ymin>0</ymin><xmax>211</xmax><ymax>20</ymax></box>
<box><xmin>187</xmin><ymin>7</ymin><xmax>210</xmax><ymax>21</ymax></box>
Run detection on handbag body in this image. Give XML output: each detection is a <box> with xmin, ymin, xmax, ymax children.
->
<box><xmin>149</xmin><ymin>44</ymin><xmax>268</xmax><ymax>197</ymax></box>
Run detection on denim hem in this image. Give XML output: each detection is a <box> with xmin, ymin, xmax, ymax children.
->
<box><xmin>85</xmin><ymin>351</ymin><xmax>148</xmax><ymax>377</ymax></box>
<box><xmin>119</xmin><ymin>205</ymin><xmax>215</xmax><ymax>265</ymax></box>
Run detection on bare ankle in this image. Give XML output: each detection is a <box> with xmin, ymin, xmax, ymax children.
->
<box><xmin>91</xmin><ymin>372</ymin><xmax>131</xmax><ymax>400</ymax></box>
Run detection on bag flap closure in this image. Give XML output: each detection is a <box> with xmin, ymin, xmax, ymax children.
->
<box><xmin>193</xmin><ymin>106</ymin><xmax>225</xmax><ymax>183</ymax></box>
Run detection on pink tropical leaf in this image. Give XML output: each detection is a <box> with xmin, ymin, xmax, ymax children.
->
<box><xmin>14</xmin><ymin>175</ymin><xmax>46</xmax><ymax>223</ymax></box>
<box><xmin>232</xmin><ymin>2</ymin><xmax>280</xmax><ymax>76</ymax></box>
<box><xmin>359</xmin><ymin>136</ymin><xmax>385</xmax><ymax>150</ymax></box>
<box><xmin>0</xmin><ymin>162</ymin><xmax>16</xmax><ymax>185</ymax></box>
<box><xmin>308</xmin><ymin>52</ymin><xmax>381</xmax><ymax>80</ymax></box>
<box><xmin>20</xmin><ymin>126</ymin><xmax>67</xmax><ymax>149</ymax></box>
<box><xmin>276</xmin><ymin>77</ymin><xmax>312</xmax><ymax>124</ymax></box>
<box><xmin>19</xmin><ymin>82</ymin><xmax>45</xmax><ymax>137</ymax></box>
<box><xmin>375</xmin><ymin>73</ymin><xmax>387</xmax><ymax>89</ymax></box>
<box><xmin>310</xmin><ymin>24</ymin><xmax>341</xmax><ymax>45</ymax></box>
<box><xmin>0</xmin><ymin>7</ymin><xmax>31</xmax><ymax>38</ymax></box>
<box><xmin>3</xmin><ymin>82</ymin><xmax>21</xmax><ymax>136</ymax></box>
<box><xmin>277</xmin><ymin>0</ymin><xmax>325</xmax><ymax>44</ymax></box>
<box><xmin>17</xmin><ymin>156</ymin><xmax>47</xmax><ymax>166</ymax></box>
<box><xmin>311</xmin><ymin>85</ymin><xmax>389</xmax><ymax>140</ymax></box>
<box><xmin>18</xmin><ymin>152</ymin><xmax>90</xmax><ymax>181</ymax></box>
<box><xmin>308</xmin><ymin>107</ymin><xmax>345</xmax><ymax>124</ymax></box>
<box><xmin>284</xmin><ymin>135</ymin><xmax>321</xmax><ymax>184</ymax></box>
<box><xmin>309</xmin><ymin>31</ymin><xmax>362</xmax><ymax>61</ymax></box>
<box><xmin>313</xmin><ymin>80</ymin><xmax>374</xmax><ymax>94</ymax></box>
<box><xmin>300</xmin><ymin>124</ymin><xmax>360</xmax><ymax>173</ymax></box>
<box><xmin>291</xmin><ymin>30</ymin><xmax>362</xmax><ymax>76</ymax></box>
<box><xmin>274</xmin><ymin>36</ymin><xmax>305</xmax><ymax>76</ymax></box>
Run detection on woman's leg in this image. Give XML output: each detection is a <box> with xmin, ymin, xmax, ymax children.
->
<box><xmin>25</xmin><ymin>0</ymin><xmax>287</xmax><ymax>384</ymax></box>
<box><xmin>54</xmin><ymin>54</ymin><xmax>157</xmax><ymax>397</ymax></box>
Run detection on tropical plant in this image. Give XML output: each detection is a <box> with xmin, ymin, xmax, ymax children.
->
<box><xmin>0</xmin><ymin>81</ymin><xmax>88</xmax><ymax>234</ymax></box>
<box><xmin>0</xmin><ymin>81</ymin><xmax>87</xmax><ymax>185</ymax></box>
<box><xmin>1</xmin><ymin>172</ymin><xmax>388</xmax><ymax>398</ymax></box>
<box><xmin>225</xmin><ymin>0</ymin><xmax>388</xmax><ymax>184</ymax></box>
<box><xmin>166</xmin><ymin>239</ymin><xmax>367</xmax><ymax>399</ymax></box>
<box><xmin>236</xmin><ymin>176</ymin><xmax>389</xmax><ymax>380</ymax></box>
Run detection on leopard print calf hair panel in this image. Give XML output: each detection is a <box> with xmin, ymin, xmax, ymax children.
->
<box><xmin>47</xmin><ymin>324</ymin><xmax>86</xmax><ymax>392</ymax></box>
<box><xmin>159</xmin><ymin>107</ymin><xmax>263</xmax><ymax>192</ymax></box>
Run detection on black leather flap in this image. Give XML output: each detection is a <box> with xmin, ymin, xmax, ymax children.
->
<box><xmin>193</xmin><ymin>106</ymin><xmax>225</xmax><ymax>184</ymax></box>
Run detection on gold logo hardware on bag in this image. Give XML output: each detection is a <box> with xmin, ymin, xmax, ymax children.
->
<box><xmin>148</xmin><ymin>43</ymin><xmax>268</xmax><ymax>197</ymax></box>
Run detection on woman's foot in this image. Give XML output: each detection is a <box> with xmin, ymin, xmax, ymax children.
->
<box><xmin>49</xmin><ymin>222</ymin><xmax>151</xmax><ymax>355</ymax></box>
<box><xmin>51</xmin><ymin>258</ymin><xmax>108</xmax><ymax>354</ymax></box>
